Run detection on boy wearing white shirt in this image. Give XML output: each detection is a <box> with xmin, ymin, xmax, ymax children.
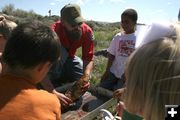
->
<box><xmin>100</xmin><ymin>9</ymin><xmax>138</xmax><ymax>90</ymax></box>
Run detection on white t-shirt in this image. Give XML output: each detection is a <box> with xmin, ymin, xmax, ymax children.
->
<box><xmin>107</xmin><ymin>32</ymin><xmax>136</xmax><ymax>78</ymax></box>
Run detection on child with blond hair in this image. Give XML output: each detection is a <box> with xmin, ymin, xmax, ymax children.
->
<box><xmin>118</xmin><ymin>22</ymin><xmax>180</xmax><ymax>120</ymax></box>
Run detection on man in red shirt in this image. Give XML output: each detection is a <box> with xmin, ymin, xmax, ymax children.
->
<box><xmin>41</xmin><ymin>3</ymin><xmax>94</xmax><ymax>107</ymax></box>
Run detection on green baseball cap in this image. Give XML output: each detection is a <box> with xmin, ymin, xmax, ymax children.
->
<box><xmin>61</xmin><ymin>3</ymin><xmax>84</xmax><ymax>25</ymax></box>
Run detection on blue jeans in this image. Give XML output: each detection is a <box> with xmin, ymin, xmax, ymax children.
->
<box><xmin>99</xmin><ymin>72</ymin><xmax>125</xmax><ymax>91</ymax></box>
<box><xmin>48</xmin><ymin>46</ymin><xmax>83</xmax><ymax>87</ymax></box>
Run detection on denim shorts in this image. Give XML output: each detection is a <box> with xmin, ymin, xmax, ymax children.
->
<box><xmin>99</xmin><ymin>72</ymin><xmax>125</xmax><ymax>91</ymax></box>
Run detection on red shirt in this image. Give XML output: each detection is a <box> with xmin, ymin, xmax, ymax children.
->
<box><xmin>51</xmin><ymin>20</ymin><xmax>94</xmax><ymax>61</ymax></box>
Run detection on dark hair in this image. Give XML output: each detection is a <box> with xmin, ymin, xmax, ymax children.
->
<box><xmin>121</xmin><ymin>9</ymin><xmax>138</xmax><ymax>23</ymax></box>
<box><xmin>2</xmin><ymin>20</ymin><xmax>60</xmax><ymax>69</ymax></box>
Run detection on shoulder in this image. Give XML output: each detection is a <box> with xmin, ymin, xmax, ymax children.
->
<box><xmin>25</xmin><ymin>89</ymin><xmax>60</xmax><ymax>107</ymax></box>
<box><xmin>52</xmin><ymin>20</ymin><xmax>61</xmax><ymax>25</ymax></box>
<box><xmin>116</xmin><ymin>32</ymin><xmax>123</xmax><ymax>37</ymax></box>
<box><xmin>81</xmin><ymin>23</ymin><xmax>94</xmax><ymax>41</ymax></box>
<box><xmin>112</xmin><ymin>32</ymin><xmax>123</xmax><ymax>40</ymax></box>
<box><xmin>51</xmin><ymin>20</ymin><xmax>62</xmax><ymax>30</ymax></box>
<box><xmin>81</xmin><ymin>22</ymin><xmax>93</xmax><ymax>32</ymax></box>
<box><xmin>37</xmin><ymin>90</ymin><xmax>59</xmax><ymax>102</ymax></box>
<box><xmin>21</xmin><ymin>89</ymin><xmax>60</xmax><ymax>117</ymax></box>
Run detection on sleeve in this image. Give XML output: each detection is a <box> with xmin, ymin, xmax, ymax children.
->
<box><xmin>122</xmin><ymin>109</ymin><xmax>143</xmax><ymax>120</ymax></box>
<box><xmin>50</xmin><ymin>21</ymin><xmax>59</xmax><ymax>34</ymax></box>
<box><xmin>51</xmin><ymin>22</ymin><xmax>56</xmax><ymax>31</ymax></box>
<box><xmin>82</xmin><ymin>28</ymin><xmax>94</xmax><ymax>61</ymax></box>
<box><xmin>107</xmin><ymin>34</ymin><xmax>118</xmax><ymax>55</ymax></box>
<box><xmin>51</xmin><ymin>94</ymin><xmax>61</xmax><ymax>120</ymax></box>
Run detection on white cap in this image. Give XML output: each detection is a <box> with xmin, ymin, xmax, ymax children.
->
<box><xmin>135</xmin><ymin>22</ymin><xmax>176</xmax><ymax>48</ymax></box>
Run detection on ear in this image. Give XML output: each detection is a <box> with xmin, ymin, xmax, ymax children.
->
<box><xmin>34</xmin><ymin>62</ymin><xmax>52</xmax><ymax>83</ymax></box>
<box><xmin>36</xmin><ymin>62</ymin><xmax>51</xmax><ymax>72</ymax></box>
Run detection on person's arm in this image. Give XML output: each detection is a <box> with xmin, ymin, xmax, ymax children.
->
<box><xmin>52</xmin><ymin>89</ymin><xmax>73</xmax><ymax>107</ymax></box>
<box><xmin>116</xmin><ymin>101</ymin><xmax>143</xmax><ymax>120</ymax></box>
<box><xmin>101</xmin><ymin>33</ymin><xmax>117</xmax><ymax>81</ymax></box>
<box><xmin>113</xmin><ymin>87</ymin><xmax>126</xmax><ymax>100</ymax></box>
<box><xmin>81</xmin><ymin>25</ymin><xmax>94</xmax><ymax>81</ymax></box>
<box><xmin>101</xmin><ymin>53</ymin><xmax>115</xmax><ymax>81</ymax></box>
<box><xmin>83</xmin><ymin>60</ymin><xmax>93</xmax><ymax>78</ymax></box>
<box><xmin>78</xmin><ymin>60</ymin><xmax>93</xmax><ymax>90</ymax></box>
<box><xmin>41</xmin><ymin>76</ymin><xmax>73</xmax><ymax>107</ymax></box>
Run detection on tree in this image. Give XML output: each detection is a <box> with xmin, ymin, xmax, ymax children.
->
<box><xmin>1</xmin><ymin>4</ymin><xmax>15</xmax><ymax>15</ymax></box>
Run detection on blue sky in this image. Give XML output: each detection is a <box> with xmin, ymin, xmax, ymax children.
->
<box><xmin>0</xmin><ymin>0</ymin><xmax>179</xmax><ymax>24</ymax></box>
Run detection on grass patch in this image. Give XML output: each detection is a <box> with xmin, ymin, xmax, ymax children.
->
<box><xmin>76</xmin><ymin>29</ymin><xmax>121</xmax><ymax>85</ymax></box>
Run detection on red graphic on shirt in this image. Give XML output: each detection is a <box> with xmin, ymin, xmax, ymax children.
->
<box><xmin>118</xmin><ymin>40</ymin><xmax>135</xmax><ymax>57</ymax></box>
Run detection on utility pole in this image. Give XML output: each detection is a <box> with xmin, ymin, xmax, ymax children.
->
<box><xmin>178</xmin><ymin>8</ymin><xmax>180</xmax><ymax>21</ymax></box>
<box><xmin>48</xmin><ymin>10</ymin><xmax>51</xmax><ymax>17</ymax></box>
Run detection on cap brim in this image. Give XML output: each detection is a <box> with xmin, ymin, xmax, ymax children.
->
<box><xmin>68</xmin><ymin>16</ymin><xmax>84</xmax><ymax>25</ymax></box>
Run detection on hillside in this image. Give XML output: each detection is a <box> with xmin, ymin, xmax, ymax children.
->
<box><xmin>0</xmin><ymin>4</ymin><xmax>131</xmax><ymax>84</ymax></box>
<box><xmin>0</xmin><ymin>4</ymin><xmax>121</xmax><ymax>31</ymax></box>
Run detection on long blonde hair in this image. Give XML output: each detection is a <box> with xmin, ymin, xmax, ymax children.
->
<box><xmin>124</xmin><ymin>22</ymin><xmax>180</xmax><ymax>120</ymax></box>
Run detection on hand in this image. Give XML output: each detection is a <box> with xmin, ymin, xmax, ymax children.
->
<box><xmin>80</xmin><ymin>74</ymin><xmax>90</xmax><ymax>92</ymax></box>
<box><xmin>81</xmin><ymin>81</ymin><xmax>90</xmax><ymax>92</ymax></box>
<box><xmin>113</xmin><ymin>88</ymin><xmax>126</xmax><ymax>100</ymax></box>
<box><xmin>0</xmin><ymin>52</ymin><xmax>2</xmax><ymax>58</ymax></box>
<box><xmin>53</xmin><ymin>89</ymin><xmax>73</xmax><ymax>107</ymax></box>
<box><xmin>116</xmin><ymin>101</ymin><xmax>125</xmax><ymax>117</ymax></box>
